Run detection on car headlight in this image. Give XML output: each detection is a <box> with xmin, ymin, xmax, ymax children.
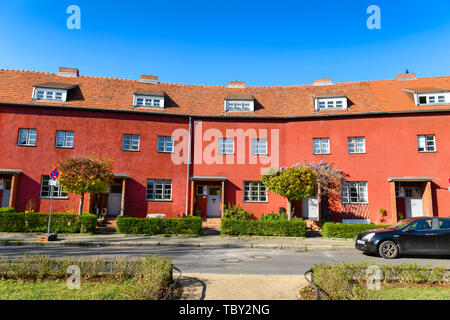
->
<box><xmin>362</xmin><ymin>233</ymin><xmax>375</xmax><ymax>241</ymax></box>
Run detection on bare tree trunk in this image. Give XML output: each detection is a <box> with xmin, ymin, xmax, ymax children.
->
<box><xmin>78</xmin><ymin>193</ymin><xmax>85</xmax><ymax>217</ymax></box>
<box><xmin>287</xmin><ymin>200</ymin><xmax>292</xmax><ymax>220</ymax></box>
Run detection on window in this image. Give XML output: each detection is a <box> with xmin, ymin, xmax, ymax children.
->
<box><xmin>341</xmin><ymin>182</ymin><xmax>368</xmax><ymax>204</ymax></box>
<box><xmin>157</xmin><ymin>136</ymin><xmax>174</xmax><ymax>153</ymax></box>
<box><xmin>315</xmin><ymin>97</ymin><xmax>347</xmax><ymax>110</ymax></box>
<box><xmin>313</xmin><ymin>138</ymin><xmax>330</xmax><ymax>154</ymax></box>
<box><xmin>134</xmin><ymin>95</ymin><xmax>164</xmax><ymax>108</ymax></box>
<box><xmin>196</xmin><ymin>185</ymin><xmax>207</xmax><ymax>196</ymax></box>
<box><xmin>251</xmin><ymin>139</ymin><xmax>267</xmax><ymax>155</ymax></box>
<box><xmin>244</xmin><ymin>181</ymin><xmax>268</xmax><ymax>202</ymax></box>
<box><xmin>225</xmin><ymin>100</ymin><xmax>254</xmax><ymax>112</ymax></box>
<box><xmin>122</xmin><ymin>134</ymin><xmax>140</xmax><ymax>151</ymax></box>
<box><xmin>34</xmin><ymin>88</ymin><xmax>66</xmax><ymax>102</ymax></box>
<box><xmin>40</xmin><ymin>175</ymin><xmax>67</xmax><ymax>199</ymax></box>
<box><xmin>17</xmin><ymin>129</ymin><xmax>37</xmax><ymax>146</ymax></box>
<box><xmin>418</xmin><ymin>135</ymin><xmax>436</xmax><ymax>152</ymax></box>
<box><xmin>410</xmin><ymin>219</ymin><xmax>433</xmax><ymax>231</ymax></box>
<box><xmin>417</xmin><ymin>93</ymin><xmax>449</xmax><ymax>105</ymax></box>
<box><xmin>146</xmin><ymin>179</ymin><xmax>172</xmax><ymax>201</ymax></box>
<box><xmin>395</xmin><ymin>187</ymin><xmax>405</xmax><ymax>198</ymax></box>
<box><xmin>438</xmin><ymin>219</ymin><xmax>450</xmax><ymax>230</ymax></box>
<box><xmin>219</xmin><ymin>138</ymin><xmax>234</xmax><ymax>155</ymax></box>
<box><xmin>55</xmin><ymin>131</ymin><xmax>74</xmax><ymax>148</ymax></box>
<box><xmin>348</xmin><ymin>137</ymin><xmax>366</xmax><ymax>154</ymax></box>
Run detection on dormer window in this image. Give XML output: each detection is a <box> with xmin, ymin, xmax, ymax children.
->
<box><xmin>133</xmin><ymin>91</ymin><xmax>165</xmax><ymax>108</ymax></box>
<box><xmin>403</xmin><ymin>88</ymin><xmax>449</xmax><ymax>106</ymax></box>
<box><xmin>417</xmin><ymin>93</ymin><xmax>448</xmax><ymax>105</ymax></box>
<box><xmin>224</xmin><ymin>94</ymin><xmax>255</xmax><ymax>112</ymax></box>
<box><xmin>315</xmin><ymin>97</ymin><xmax>347</xmax><ymax>110</ymax></box>
<box><xmin>32</xmin><ymin>83</ymin><xmax>76</xmax><ymax>102</ymax></box>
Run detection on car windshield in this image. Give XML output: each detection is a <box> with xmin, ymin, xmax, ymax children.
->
<box><xmin>389</xmin><ymin>219</ymin><xmax>415</xmax><ymax>230</ymax></box>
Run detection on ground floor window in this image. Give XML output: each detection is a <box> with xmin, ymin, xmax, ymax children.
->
<box><xmin>341</xmin><ymin>181</ymin><xmax>368</xmax><ymax>204</ymax></box>
<box><xmin>146</xmin><ymin>179</ymin><xmax>172</xmax><ymax>201</ymax></box>
<box><xmin>40</xmin><ymin>175</ymin><xmax>68</xmax><ymax>199</ymax></box>
<box><xmin>243</xmin><ymin>181</ymin><xmax>267</xmax><ymax>202</ymax></box>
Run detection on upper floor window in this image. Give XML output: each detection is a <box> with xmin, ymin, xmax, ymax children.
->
<box><xmin>341</xmin><ymin>181</ymin><xmax>368</xmax><ymax>204</ymax></box>
<box><xmin>133</xmin><ymin>92</ymin><xmax>165</xmax><ymax>108</ymax></box>
<box><xmin>33</xmin><ymin>88</ymin><xmax>67</xmax><ymax>102</ymax></box>
<box><xmin>313</xmin><ymin>138</ymin><xmax>330</xmax><ymax>154</ymax></box>
<box><xmin>157</xmin><ymin>136</ymin><xmax>174</xmax><ymax>153</ymax></box>
<box><xmin>40</xmin><ymin>175</ymin><xmax>68</xmax><ymax>199</ymax></box>
<box><xmin>224</xmin><ymin>95</ymin><xmax>255</xmax><ymax>112</ymax></box>
<box><xmin>122</xmin><ymin>134</ymin><xmax>140</xmax><ymax>151</ymax></box>
<box><xmin>55</xmin><ymin>131</ymin><xmax>74</xmax><ymax>149</ymax></box>
<box><xmin>219</xmin><ymin>138</ymin><xmax>234</xmax><ymax>155</ymax></box>
<box><xmin>243</xmin><ymin>181</ymin><xmax>268</xmax><ymax>203</ymax></box>
<box><xmin>417</xmin><ymin>93</ymin><xmax>448</xmax><ymax>105</ymax></box>
<box><xmin>225</xmin><ymin>100</ymin><xmax>253</xmax><ymax>112</ymax></box>
<box><xmin>251</xmin><ymin>139</ymin><xmax>267</xmax><ymax>155</ymax></box>
<box><xmin>418</xmin><ymin>135</ymin><xmax>436</xmax><ymax>152</ymax></box>
<box><xmin>315</xmin><ymin>97</ymin><xmax>348</xmax><ymax>110</ymax></box>
<box><xmin>146</xmin><ymin>179</ymin><xmax>172</xmax><ymax>201</ymax></box>
<box><xmin>18</xmin><ymin>129</ymin><xmax>37</xmax><ymax>146</ymax></box>
<box><xmin>348</xmin><ymin>137</ymin><xmax>366</xmax><ymax>154</ymax></box>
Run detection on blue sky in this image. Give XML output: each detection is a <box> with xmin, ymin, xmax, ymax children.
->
<box><xmin>0</xmin><ymin>0</ymin><xmax>449</xmax><ymax>86</ymax></box>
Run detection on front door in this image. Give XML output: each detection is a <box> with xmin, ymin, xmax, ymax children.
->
<box><xmin>405</xmin><ymin>187</ymin><xmax>423</xmax><ymax>218</ymax></box>
<box><xmin>107</xmin><ymin>183</ymin><xmax>122</xmax><ymax>217</ymax></box>
<box><xmin>206</xmin><ymin>186</ymin><xmax>221</xmax><ymax>218</ymax></box>
<box><xmin>302</xmin><ymin>197</ymin><xmax>319</xmax><ymax>220</ymax></box>
<box><xmin>1</xmin><ymin>179</ymin><xmax>11</xmax><ymax>208</ymax></box>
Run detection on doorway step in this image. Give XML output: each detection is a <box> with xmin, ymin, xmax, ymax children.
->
<box><xmin>202</xmin><ymin>218</ymin><xmax>222</xmax><ymax>229</ymax></box>
<box><xmin>96</xmin><ymin>217</ymin><xmax>117</xmax><ymax>234</ymax></box>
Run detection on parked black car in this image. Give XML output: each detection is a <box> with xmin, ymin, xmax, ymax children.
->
<box><xmin>355</xmin><ymin>217</ymin><xmax>450</xmax><ymax>259</ymax></box>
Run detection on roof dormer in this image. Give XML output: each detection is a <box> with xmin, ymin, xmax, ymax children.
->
<box><xmin>133</xmin><ymin>90</ymin><xmax>165</xmax><ymax>108</ymax></box>
<box><xmin>314</xmin><ymin>95</ymin><xmax>348</xmax><ymax>111</ymax></box>
<box><xmin>224</xmin><ymin>94</ymin><xmax>254</xmax><ymax>112</ymax></box>
<box><xmin>402</xmin><ymin>87</ymin><xmax>449</xmax><ymax>106</ymax></box>
<box><xmin>32</xmin><ymin>82</ymin><xmax>78</xmax><ymax>102</ymax></box>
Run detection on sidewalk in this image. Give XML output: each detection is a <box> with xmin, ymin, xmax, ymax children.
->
<box><xmin>0</xmin><ymin>232</ymin><xmax>354</xmax><ymax>251</ymax></box>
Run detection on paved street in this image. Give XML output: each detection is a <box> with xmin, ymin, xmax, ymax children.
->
<box><xmin>0</xmin><ymin>246</ymin><xmax>448</xmax><ymax>275</ymax></box>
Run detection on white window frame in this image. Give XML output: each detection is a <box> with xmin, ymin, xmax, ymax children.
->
<box><xmin>219</xmin><ymin>138</ymin><xmax>235</xmax><ymax>155</ymax></box>
<box><xmin>133</xmin><ymin>95</ymin><xmax>165</xmax><ymax>108</ymax></box>
<box><xmin>146</xmin><ymin>179</ymin><xmax>172</xmax><ymax>201</ymax></box>
<box><xmin>17</xmin><ymin>128</ymin><xmax>37</xmax><ymax>146</ymax></box>
<box><xmin>33</xmin><ymin>88</ymin><xmax>67</xmax><ymax>102</ymax></box>
<box><xmin>40</xmin><ymin>175</ymin><xmax>68</xmax><ymax>199</ymax></box>
<box><xmin>122</xmin><ymin>134</ymin><xmax>140</xmax><ymax>151</ymax></box>
<box><xmin>348</xmin><ymin>137</ymin><xmax>366</xmax><ymax>154</ymax></box>
<box><xmin>417</xmin><ymin>135</ymin><xmax>436</xmax><ymax>152</ymax></box>
<box><xmin>341</xmin><ymin>181</ymin><xmax>368</xmax><ymax>204</ymax></box>
<box><xmin>315</xmin><ymin>97</ymin><xmax>348</xmax><ymax>110</ymax></box>
<box><xmin>415</xmin><ymin>92</ymin><xmax>449</xmax><ymax>105</ymax></box>
<box><xmin>243</xmin><ymin>181</ymin><xmax>268</xmax><ymax>203</ymax></box>
<box><xmin>251</xmin><ymin>139</ymin><xmax>268</xmax><ymax>155</ymax></box>
<box><xmin>55</xmin><ymin>131</ymin><xmax>74</xmax><ymax>149</ymax></box>
<box><xmin>224</xmin><ymin>100</ymin><xmax>255</xmax><ymax>112</ymax></box>
<box><xmin>196</xmin><ymin>185</ymin><xmax>207</xmax><ymax>196</ymax></box>
<box><xmin>313</xmin><ymin>138</ymin><xmax>330</xmax><ymax>154</ymax></box>
<box><xmin>157</xmin><ymin>136</ymin><xmax>174</xmax><ymax>153</ymax></box>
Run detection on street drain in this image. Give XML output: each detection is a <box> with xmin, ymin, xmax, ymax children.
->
<box><xmin>222</xmin><ymin>258</ymin><xmax>243</xmax><ymax>263</ymax></box>
<box><xmin>250</xmin><ymin>255</ymin><xmax>271</xmax><ymax>260</ymax></box>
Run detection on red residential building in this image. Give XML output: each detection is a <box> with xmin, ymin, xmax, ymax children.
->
<box><xmin>0</xmin><ymin>67</ymin><xmax>449</xmax><ymax>224</ymax></box>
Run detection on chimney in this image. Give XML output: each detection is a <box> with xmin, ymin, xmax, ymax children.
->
<box><xmin>140</xmin><ymin>75</ymin><xmax>159</xmax><ymax>84</ymax></box>
<box><xmin>58</xmin><ymin>67</ymin><xmax>79</xmax><ymax>77</ymax></box>
<box><xmin>396</xmin><ymin>72</ymin><xmax>417</xmax><ymax>81</ymax></box>
<box><xmin>228</xmin><ymin>80</ymin><xmax>246</xmax><ymax>88</ymax></box>
<box><xmin>314</xmin><ymin>78</ymin><xmax>333</xmax><ymax>86</ymax></box>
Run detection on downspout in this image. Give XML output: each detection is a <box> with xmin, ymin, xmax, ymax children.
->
<box><xmin>185</xmin><ymin>117</ymin><xmax>192</xmax><ymax>216</ymax></box>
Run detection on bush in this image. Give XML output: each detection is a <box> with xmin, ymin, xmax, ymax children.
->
<box><xmin>220</xmin><ymin>218</ymin><xmax>306</xmax><ymax>237</ymax></box>
<box><xmin>116</xmin><ymin>216</ymin><xmax>202</xmax><ymax>236</ymax></box>
<box><xmin>321</xmin><ymin>222</ymin><xmax>389</xmax><ymax>238</ymax></box>
<box><xmin>312</xmin><ymin>262</ymin><xmax>449</xmax><ymax>300</ymax></box>
<box><xmin>0</xmin><ymin>207</ymin><xmax>14</xmax><ymax>213</ymax></box>
<box><xmin>223</xmin><ymin>204</ymin><xmax>254</xmax><ymax>220</ymax></box>
<box><xmin>260</xmin><ymin>212</ymin><xmax>287</xmax><ymax>222</ymax></box>
<box><xmin>0</xmin><ymin>212</ymin><xmax>96</xmax><ymax>233</ymax></box>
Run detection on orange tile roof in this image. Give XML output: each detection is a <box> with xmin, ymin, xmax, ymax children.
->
<box><xmin>0</xmin><ymin>68</ymin><xmax>449</xmax><ymax>118</ymax></box>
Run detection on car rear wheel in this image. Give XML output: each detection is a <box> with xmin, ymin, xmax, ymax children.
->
<box><xmin>378</xmin><ymin>240</ymin><xmax>399</xmax><ymax>259</ymax></box>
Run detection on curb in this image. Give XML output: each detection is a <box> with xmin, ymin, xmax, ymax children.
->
<box><xmin>0</xmin><ymin>240</ymin><xmax>355</xmax><ymax>251</ymax></box>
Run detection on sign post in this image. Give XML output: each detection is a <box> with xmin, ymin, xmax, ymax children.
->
<box><xmin>39</xmin><ymin>170</ymin><xmax>60</xmax><ymax>242</ymax></box>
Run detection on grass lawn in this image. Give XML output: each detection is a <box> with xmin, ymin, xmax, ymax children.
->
<box><xmin>0</xmin><ymin>279</ymin><xmax>138</xmax><ymax>300</ymax></box>
<box><xmin>371</xmin><ymin>285</ymin><xmax>450</xmax><ymax>300</ymax></box>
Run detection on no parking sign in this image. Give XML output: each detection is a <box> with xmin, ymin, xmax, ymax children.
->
<box><xmin>50</xmin><ymin>169</ymin><xmax>59</xmax><ymax>180</ymax></box>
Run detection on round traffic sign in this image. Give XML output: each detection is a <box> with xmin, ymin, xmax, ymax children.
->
<box><xmin>50</xmin><ymin>170</ymin><xmax>60</xmax><ymax>180</ymax></box>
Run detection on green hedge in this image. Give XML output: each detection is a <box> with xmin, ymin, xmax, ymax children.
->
<box><xmin>116</xmin><ymin>216</ymin><xmax>202</xmax><ymax>236</ymax></box>
<box><xmin>0</xmin><ymin>212</ymin><xmax>97</xmax><ymax>233</ymax></box>
<box><xmin>0</xmin><ymin>207</ymin><xmax>15</xmax><ymax>213</ymax></box>
<box><xmin>220</xmin><ymin>218</ymin><xmax>307</xmax><ymax>237</ymax></box>
<box><xmin>321</xmin><ymin>222</ymin><xmax>389</xmax><ymax>239</ymax></box>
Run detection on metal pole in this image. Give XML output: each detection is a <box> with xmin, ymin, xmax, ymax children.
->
<box><xmin>47</xmin><ymin>184</ymin><xmax>54</xmax><ymax>235</ymax></box>
<box><xmin>185</xmin><ymin>117</ymin><xmax>192</xmax><ymax>216</ymax></box>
